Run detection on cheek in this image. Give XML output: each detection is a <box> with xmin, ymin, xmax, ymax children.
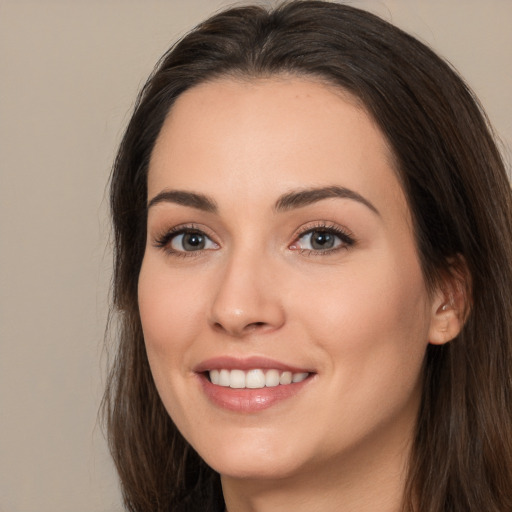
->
<box><xmin>295</xmin><ymin>252</ymin><xmax>431</xmax><ymax>376</ymax></box>
<box><xmin>137</xmin><ymin>256</ymin><xmax>207</xmax><ymax>364</ymax></box>
<box><xmin>290</xmin><ymin>257</ymin><xmax>431</xmax><ymax>448</ymax></box>
<box><xmin>137</xmin><ymin>256</ymin><xmax>214</xmax><ymax>429</ymax></box>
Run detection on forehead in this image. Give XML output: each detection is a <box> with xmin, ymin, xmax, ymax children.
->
<box><xmin>148</xmin><ymin>77</ymin><xmax>407</xmax><ymax>222</ymax></box>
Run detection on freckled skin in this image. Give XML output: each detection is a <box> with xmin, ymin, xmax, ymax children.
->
<box><xmin>138</xmin><ymin>78</ymin><xmax>447</xmax><ymax>512</ymax></box>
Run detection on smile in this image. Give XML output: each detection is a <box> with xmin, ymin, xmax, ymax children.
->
<box><xmin>208</xmin><ymin>369</ymin><xmax>310</xmax><ymax>389</ymax></box>
<box><xmin>195</xmin><ymin>357</ymin><xmax>315</xmax><ymax>412</ymax></box>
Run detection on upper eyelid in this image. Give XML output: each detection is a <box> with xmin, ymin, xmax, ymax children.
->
<box><xmin>152</xmin><ymin>224</ymin><xmax>218</xmax><ymax>246</ymax></box>
<box><xmin>154</xmin><ymin>223</ymin><xmax>213</xmax><ymax>235</ymax></box>
<box><xmin>293</xmin><ymin>221</ymin><xmax>355</xmax><ymax>239</ymax></box>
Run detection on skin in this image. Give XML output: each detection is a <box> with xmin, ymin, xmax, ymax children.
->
<box><xmin>138</xmin><ymin>77</ymin><xmax>461</xmax><ymax>512</ymax></box>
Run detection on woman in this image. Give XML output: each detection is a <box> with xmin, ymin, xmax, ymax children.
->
<box><xmin>103</xmin><ymin>1</ymin><xmax>512</xmax><ymax>511</ymax></box>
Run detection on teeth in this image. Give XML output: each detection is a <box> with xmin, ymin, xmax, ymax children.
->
<box><xmin>246</xmin><ymin>369</ymin><xmax>266</xmax><ymax>389</ymax></box>
<box><xmin>208</xmin><ymin>368</ymin><xmax>309</xmax><ymax>389</ymax></box>
<box><xmin>219</xmin><ymin>369</ymin><xmax>230</xmax><ymax>387</ymax></box>
<box><xmin>210</xmin><ymin>369</ymin><xmax>220</xmax><ymax>385</ymax></box>
<box><xmin>292</xmin><ymin>372</ymin><xmax>309</xmax><ymax>383</ymax></box>
<box><xmin>265</xmin><ymin>369</ymin><xmax>280</xmax><ymax>387</ymax></box>
<box><xmin>229</xmin><ymin>369</ymin><xmax>245</xmax><ymax>389</ymax></box>
<box><xmin>280</xmin><ymin>371</ymin><xmax>292</xmax><ymax>385</ymax></box>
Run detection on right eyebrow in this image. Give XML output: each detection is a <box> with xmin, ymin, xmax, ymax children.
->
<box><xmin>147</xmin><ymin>189</ymin><xmax>218</xmax><ymax>213</ymax></box>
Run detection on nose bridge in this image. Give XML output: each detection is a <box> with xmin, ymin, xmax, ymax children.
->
<box><xmin>208</xmin><ymin>242</ymin><xmax>285</xmax><ymax>336</ymax></box>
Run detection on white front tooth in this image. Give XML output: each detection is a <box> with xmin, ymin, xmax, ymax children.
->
<box><xmin>230</xmin><ymin>369</ymin><xmax>246</xmax><ymax>388</ymax></box>
<box><xmin>265</xmin><ymin>369</ymin><xmax>280</xmax><ymax>387</ymax></box>
<box><xmin>210</xmin><ymin>369</ymin><xmax>220</xmax><ymax>385</ymax></box>
<box><xmin>246</xmin><ymin>369</ymin><xmax>265</xmax><ymax>389</ymax></box>
<box><xmin>219</xmin><ymin>369</ymin><xmax>230</xmax><ymax>387</ymax></box>
<box><xmin>292</xmin><ymin>372</ymin><xmax>309</xmax><ymax>383</ymax></box>
<box><xmin>279</xmin><ymin>371</ymin><xmax>292</xmax><ymax>385</ymax></box>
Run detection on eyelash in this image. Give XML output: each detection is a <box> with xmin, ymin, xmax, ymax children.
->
<box><xmin>152</xmin><ymin>222</ymin><xmax>356</xmax><ymax>258</ymax></box>
<box><xmin>153</xmin><ymin>224</ymin><xmax>218</xmax><ymax>258</ymax></box>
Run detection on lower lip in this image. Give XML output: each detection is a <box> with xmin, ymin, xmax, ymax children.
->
<box><xmin>197</xmin><ymin>373</ymin><xmax>312</xmax><ymax>412</ymax></box>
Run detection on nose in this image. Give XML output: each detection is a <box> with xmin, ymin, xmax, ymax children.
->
<box><xmin>208</xmin><ymin>250</ymin><xmax>285</xmax><ymax>337</ymax></box>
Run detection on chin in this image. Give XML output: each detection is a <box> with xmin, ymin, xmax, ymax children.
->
<box><xmin>209</xmin><ymin>455</ymin><xmax>303</xmax><ymax>481</ymax></box>
<box><xmin>192</xmin><ymin>430</ymin><xmax>310</xmax><ymax>481</ymax></box>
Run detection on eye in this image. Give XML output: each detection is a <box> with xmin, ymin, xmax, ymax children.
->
<box><xmin>154</xmin><ymin>227</ymin><xmax>219</xmax><ymax>255</ymax></box>
<box><xmin>170</xmin><ymin>231</ymin><xmax>217</xmax><ymax>252</ymax></box>
<box><xmin>300</xmin><ymin>230</ymin><xmax>339</xmax><ymax>250</ymax></box>
<box><xmin>290</xmin><ymin>225</ymin><xmax>355</xmax><ymax>254</ymax></box>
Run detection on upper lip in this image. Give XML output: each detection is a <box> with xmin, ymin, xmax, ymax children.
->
<box><xmin>194</xmin><ymin>356</ymin><xmax>313</xmax><ymax>374</ymax></box>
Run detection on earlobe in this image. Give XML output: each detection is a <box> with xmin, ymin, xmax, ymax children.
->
<box><xmin>428</xmin><ymin>258</ymin><xmax>471</xmax><ymax>346</ymax></box>
<box><xmin>428</xmin><ymin>298</ymin><xmax>463</xmax><ymax>345</ymax></box>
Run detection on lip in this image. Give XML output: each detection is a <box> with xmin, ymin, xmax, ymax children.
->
<box><xmin>194</xmin><ymin>356</ymin><xmax>315</xmax><ymax>413</ymax></box>
<box><xmin>194</xmin><ymin>355</ymin><xmax>313</xmax><ymax>373</ymax></box>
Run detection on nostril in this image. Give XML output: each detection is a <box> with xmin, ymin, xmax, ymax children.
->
<box><xmin>213</xmin><ymin>322</ymin><xmax>224</xmax><ymax>332</ymax></box>
<box><xmin>212</xmin><ymin>320</ymin><xmax>269</xmax><ymax>336</ymax></box>
<box><xmin>247</xmin><ymin>321</ymin><xmax>267</xmax><ymax>330</ymax></box>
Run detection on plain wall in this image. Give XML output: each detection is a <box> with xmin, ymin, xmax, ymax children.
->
<box><xmin>0</xmin><ymin>1</ymin><xmax>510</xmax><ymax>511</ymax></box>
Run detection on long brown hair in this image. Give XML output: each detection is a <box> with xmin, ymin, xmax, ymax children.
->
<box><xmin>103</xmin><ymin>2</ymin><xmax>512</xmax><ymax>510</ymax></box>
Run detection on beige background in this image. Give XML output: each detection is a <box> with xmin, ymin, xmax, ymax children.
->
<box><xmin>0</xmin><ymin>1</ymin><xmax>510</xmax><ymax>511</ymax></box>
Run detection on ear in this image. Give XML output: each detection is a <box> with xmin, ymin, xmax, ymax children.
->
<box><xmin>428</xmin><ymin>256</ymin><xmax>471</xmax><ymax>346</ymax></box>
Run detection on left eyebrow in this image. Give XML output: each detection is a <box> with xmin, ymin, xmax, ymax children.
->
<box><xmin>274</xmin><ymin>185</ymin><xmax>380</xmax><ymax>215</ymax></box>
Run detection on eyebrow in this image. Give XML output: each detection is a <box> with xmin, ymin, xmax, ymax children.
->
<box><xmin>147</xmin><ymin>189</ymin><xmax>218</xmax><ymax>212</ymax></box>
<box><xmin>147</xmin><ymin>185</ymin><xmax>379</xmax><ymax>216</ymax></box>
<box><xmin>274</xmin><ymin>186</ymin><xmax>379</xmax><ymax>215</ymax></box>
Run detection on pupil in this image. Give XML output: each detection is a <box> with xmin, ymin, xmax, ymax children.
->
<box><xmin>183</xmin><ymin>233</ymin><xmax>205</xmax><ymax>251</ymax></box>
<box><xmin>311</xmin><ymin>230</ymin><xmax>334</xmax><ymax>250</ymax></box>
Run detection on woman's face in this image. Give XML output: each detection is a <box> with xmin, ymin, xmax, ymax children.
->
<box><xmin>138</xmin><ymin>78</ymin><xmax>441</xmax><ymax>482</ymax></box>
